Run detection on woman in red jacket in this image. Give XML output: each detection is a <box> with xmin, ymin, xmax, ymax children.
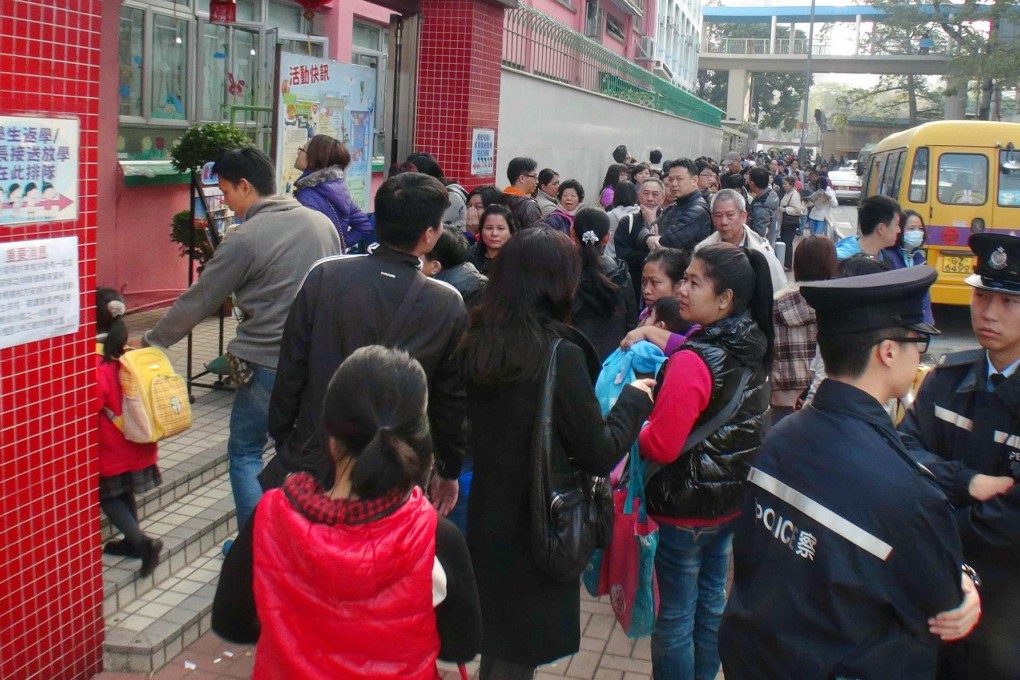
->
<box><xmin>212</xmin><ymin>345</ymin><xmax>481</xmax><ymax>680</ymax></box>
<box><xmin>95</xmin><ymin>288</ymin><xmax>163</xmax><ymax>577</ymax></box>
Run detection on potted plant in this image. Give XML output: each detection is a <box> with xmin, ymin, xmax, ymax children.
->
<box><xmin>170</xmin><ymin>122</ymin><xmax>252</xmax><ymax>173</ymax></box>
<box><xmin>169</xmin><ymin>209</ymin><xmax>214</xmax><ymax>271</ymax></box>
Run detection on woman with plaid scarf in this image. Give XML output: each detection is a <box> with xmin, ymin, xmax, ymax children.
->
<box><xmin>212</xmin><ymin>346</ymin><xmax>481</xmax><ymax>679</ymax></box>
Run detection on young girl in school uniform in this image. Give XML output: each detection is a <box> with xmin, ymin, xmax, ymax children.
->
<box><xmin>96</xmin><ymin>288</ymin><xmax>162</xmax><ymax>578</ymax></box>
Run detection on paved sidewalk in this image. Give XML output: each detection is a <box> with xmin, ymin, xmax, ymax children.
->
<box><xmin>96</xmin><ymin>307</ymin><xmax>724</xmax><ymax>680</ymax></box>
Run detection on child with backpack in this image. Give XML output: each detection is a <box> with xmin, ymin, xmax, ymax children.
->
<box><xmin>96</xmin><ymin>288</ymin><xmax>163</xmax><ymax>577</ymax></box>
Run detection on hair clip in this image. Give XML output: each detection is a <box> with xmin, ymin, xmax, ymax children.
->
<box><xmin>582</xmin><ymin>230</ymin><xmax>599</xmax><ymax>246</ymax></box>
<box><xmin>107</xmin><ymin>300</ymin><xmax>126</xmax><ymax>318</ymax></box>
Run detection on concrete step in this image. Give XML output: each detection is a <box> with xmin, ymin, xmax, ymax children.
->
<box><xmin>102</xmin><ymin>541</ymin><xmax>227</xmax><ymax>674</ymax></box>
<box><xmin>101</xmin><ymin>471</ymin><xmax>236</xmax><ymax>673</ymax></box>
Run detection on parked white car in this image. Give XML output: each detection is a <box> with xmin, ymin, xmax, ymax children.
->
<box><xmin>828</xmin><ymin>168</ymin><xmax>861</xmax><ymax>203</ymax></box>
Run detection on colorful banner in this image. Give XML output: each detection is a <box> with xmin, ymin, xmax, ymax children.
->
<box><xmin>0</xmin><ymin>116</ymin><xmax>79</xmax><ymax>226</ymax></box>
<box><xmin>275</xmin><ymin>53</ymin><xmax>375</xmax><ymax>212</ymax></box>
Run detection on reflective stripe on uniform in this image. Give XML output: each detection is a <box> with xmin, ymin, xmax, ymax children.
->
<box><xmin>748</xmin><ymin>468</ymin><xmax>894</xmax><ymax>561</ymax></box>
<box><xmin>993</xmin><ymin>430</ymin><xmax>1020</xmax><ymax>448</ymax></box>
<box><xmin>934</xmin><ymin>405</ymin><xmax>974</xmax><ymax>432</ymax></box>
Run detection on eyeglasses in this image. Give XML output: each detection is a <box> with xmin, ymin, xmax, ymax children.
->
<box><xmin>885</xmin><ymin>335</ymin><xmax>931</xmax><ymax>354</ymax></box>
<box><xmin>699</xmin><ymin>171</ymin><xmax>716</xmax><ymax>178</ymax></box>
<box><xmin>523</xmin><ymin>173</ymin><xmax>538</xmax><ymax>179</ymax></box>
<box><xmin>297</xmin><ymin>147</ymin><xmax>307</xmax><ymax>154</ymax></box>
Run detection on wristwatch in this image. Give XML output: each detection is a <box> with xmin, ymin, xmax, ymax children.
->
<box><xmin>961</xmin><ymin>563</ymin><xmax>982</xmax><ymax>591</ymax></box>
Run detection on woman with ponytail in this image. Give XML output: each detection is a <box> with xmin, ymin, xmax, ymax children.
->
<box><xmin>212</xmin><ymin>346</ymin><xmax>481</xmax><ymax>679</ymax></box>
<box><xmin>623</xmin><ymin>242</ymin><xmax>772</xmax><ymax>680</ymax></box>
<box><xmin>95</xmin><ymin>288</ymin><xmax>163</xmax><ymax>577</ymax></box>
<box><xmin>570</xmin><ymin>206</ymin><xmax>637</xmax><ymax>361</ymax></box>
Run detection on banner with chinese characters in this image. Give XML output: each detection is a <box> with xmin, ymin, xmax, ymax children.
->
<box><xmin>0</xmin><ymin>116</ymin><xmax>79</xmax><ymax>226</ymax></box>
<box><xmin>275</xmin><ymin>52</ymin><xmax>376</xmax><ymax>212</ymax></box>
<box><xmin>0</xmin><ymin>236</ymin><xmax>80</xmax><ymax>349</ymax></box>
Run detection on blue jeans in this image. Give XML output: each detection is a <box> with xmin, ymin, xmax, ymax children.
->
<box><xmin>227</xmin><ymin>364</ymin><xmax>275</xmax><ymax>529</ymax></box>
<box><xmin>652</xmin><ymin>522</ymin><xmax>734</xmax><ymax>680</ymax></box>
<box><xmin>809</xmin><ymin>217</ymin><xmax>827</xmax><ymax>235</ymax></box>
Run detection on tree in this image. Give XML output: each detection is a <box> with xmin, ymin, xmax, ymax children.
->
<box><xmin>869</xmin><ymin>0</ymin><xmax>1020</xmax><ymax>120</ymax></box>
<box><xmin>697</xmin><ymin>23</ymin><xmax>812</xmax><ymax>132</ymax></box>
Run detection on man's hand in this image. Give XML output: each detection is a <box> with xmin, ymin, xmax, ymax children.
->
<box><xmin>929</xmin><ymin>573</ymin><xmax>981</xmax><ymax>641</ymax></box>
<box><xmin>429</xmin><ymin>475</ymin><xmax>459</xmax><ymax>517</ymax></box>
<box><xmin>968</xmin><ymin>473</ymin><xmax>1015</xmax><ymax>502</ymax></box>
<box><xmin>646</xmin><ymin>235</ymin><xmax>662</xmax><ymax>251</ymax></box>
<box><xmin>640</xmin><ymin>206</ymin><xmax>659</xmax><ymax>228</ymax></box>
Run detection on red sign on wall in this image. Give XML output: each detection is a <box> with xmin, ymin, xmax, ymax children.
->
<box><xmin>209</xmin><ymin>0</ymin><xmax>236</xmax><ymax>24</ymax></box>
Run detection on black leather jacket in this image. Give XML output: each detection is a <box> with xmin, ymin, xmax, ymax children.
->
<box><xmin>645</xmin><ymin>310</ymin><xmax>770</xmax><ymax>520</ymax></box>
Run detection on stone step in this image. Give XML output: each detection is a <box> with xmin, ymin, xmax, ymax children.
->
<box><xmin>101</xmin><ymin>471</ymin><xmax>236</xmax><ymax>627</ymax></box>
<box><xmin>102</xmin><ymin>541</ymin><xmax>228</xmax><ymax>674</ymax></box>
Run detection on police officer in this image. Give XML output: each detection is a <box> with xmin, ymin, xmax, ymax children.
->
<box><xmin>899</xmin><ymin>233</ymin><xmax>1020</xmax><ymax>680</ymax></box>
<box><xmin>720</xmin><ymin>266</ymin><xmax>981</xmax><ymax>679</ymax></box>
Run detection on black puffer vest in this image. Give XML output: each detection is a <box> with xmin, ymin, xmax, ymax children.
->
<box><xmin>645</xmin><ymin>310</ymin><xmax>770</xmax><ymax>520</ymax></box>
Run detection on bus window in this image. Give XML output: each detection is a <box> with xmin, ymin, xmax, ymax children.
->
<box><xmin>938</xmin><ymin>153</ymin><xmax>988</xmax><ymax>205</ymax></box>
<box><xmin>908</xmin><ymin>148</ymin><xmax>929</xmax><ymax>203</ymax></box>
<box><xmin>998</xmin><ymin>150</ymin><xmax>1020</xmax><ymax>206</ymax></box>
<box><xmin>868</xmin><ymin>154</ymin><xmax>886</xmax><ymax>196</ymax></box>
<box><xmin>889</xmin><ymin>150</ymin><xmax>907</xmax><ymax>198</ymax></box>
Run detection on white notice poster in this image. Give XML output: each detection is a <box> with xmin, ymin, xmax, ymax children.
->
<box><xmin>0</xmin><ymin>236</ymin><xmax>80</xmax><ymax>349</ymax></box>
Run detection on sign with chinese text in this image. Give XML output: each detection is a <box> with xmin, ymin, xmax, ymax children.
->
<box><xmin>0</xmin><ymin>116</ymin><xmax>79</xmax><ymax>226</ymax></box>
<box><xmin>275</xmin><ymin>52</ymin><xmax>376</xmax><ymax>212</ymax></box>
<box><xmin>470</xmin><ymin>128</ymin><xmax>495</xmax><ymax>177</ymax></box>
<box><xmin>0</xmin><ymin>236</ymin><xmax>80</xmax><ymax>349</ymax></box>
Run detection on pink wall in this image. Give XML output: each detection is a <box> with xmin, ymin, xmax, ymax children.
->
<box><xmin>0</xmin><ymin>2</ymin><xmax>105</xmax><ymax>677</ymax></box>
<box><xmin>528</xmin><ymin>0</ymin><xmax>582</xmax><ymax>32</ymax></box>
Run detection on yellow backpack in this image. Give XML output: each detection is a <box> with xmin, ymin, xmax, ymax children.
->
<box><xmin>98</xmin><ymin>344</ymin><xmax>192</xmax><ymax>443</ymax></box>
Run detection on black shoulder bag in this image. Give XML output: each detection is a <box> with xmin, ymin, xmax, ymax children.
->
<box><xmin>530</xmin><ymin>339</ymin><xmax>614</xmax><ymax>583</ymax></box>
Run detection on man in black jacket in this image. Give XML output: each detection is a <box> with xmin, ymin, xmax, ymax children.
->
<box><xmin>264</xmin><ymin>172</ymin><xmax>466</xmax><ymax>514</ymax></box>
<box><xmin>639</xmin><ymin>158</ymin><xmax>711</xmax><ymax>253</ymax></box>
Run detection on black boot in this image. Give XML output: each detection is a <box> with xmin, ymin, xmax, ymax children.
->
<box><xmin>138</xmin><ymin>538</ymin><xmax>163</xmax><ymax>578</ymax></box>
<box><xmin>103</xmin><ymin>539</ymin><xmax>142</xmax><ymax>558</ymax></box>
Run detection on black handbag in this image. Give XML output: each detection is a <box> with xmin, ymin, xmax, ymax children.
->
<box><xmin>530</xmin><ymin>339</ymin><xmax>614</xmax><ymax>583</ymax></box>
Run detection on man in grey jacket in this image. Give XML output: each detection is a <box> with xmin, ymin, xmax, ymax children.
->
<box><xmin>143</xmin><ymin>147</ymin><xmax>341</xmax><ymax>530</ymax></box>
<box><xmin>747</xmin><ymin>165</ymin><xmax>780</xmax><ymax>243</ymax></box>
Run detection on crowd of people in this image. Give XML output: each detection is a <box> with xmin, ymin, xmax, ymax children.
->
<box><xmin>94</xmin><ymin>136</ymin><xmax>1020</xmax><ymax>680</ymax></box>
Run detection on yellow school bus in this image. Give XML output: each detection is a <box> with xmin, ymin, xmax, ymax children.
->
<box><xmin>862</xmin><ymin>120</ymin><xmax>1020</xmax><ymax>305</ymax></box>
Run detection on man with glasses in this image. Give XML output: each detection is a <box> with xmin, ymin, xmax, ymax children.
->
<box><xmin>899</xmin><ymin>233</ymin><xmax>1020</xmax><ymax>679</ymax></box>
<box><xmin>614</xmin><ymin>176</ymin><xmax>667</xmax><ymax>304</ymax></box>
<box><xmin>696</xmin><ymin>159</ymin><xmax>718</xmax><ymax>203</ymax></box>
<box><xmin>502</xmin><ymin>156</ymin><xmax>547</xmax><ymax>230</ymax></box>
<box><xmin>721</xmin><ymin>266</ymin><xmax>982</xmax><ymax>679</ymax></box>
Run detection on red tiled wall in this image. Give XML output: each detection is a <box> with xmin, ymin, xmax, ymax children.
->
<box><xmin>0</xmin><ymin>2</ymin><xmax>104</xmax><ymax>679</ymax></box>
<box><xmin>415</xmin><ymin>0</ymin><xmax>505</xmax><ymax>189</ymax></box>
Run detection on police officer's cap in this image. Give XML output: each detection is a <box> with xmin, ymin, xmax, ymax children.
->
<box><xmin>800</xmin><ymin>266</ymin><xmax>940</xmax><ymax>336</ymax></box>
<box><xmin>965</xmin><ymin>233</ymin><xmax>1020</xmax><ymax>295</ymax></box>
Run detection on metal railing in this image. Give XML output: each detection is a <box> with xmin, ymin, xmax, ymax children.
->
<box><xmin>503</xmin><ymin>4</ymin><xmax>722</xmax><ymax>127</ymax></box>
<box><xmin>705</xmin><ymin>37</ymin><xmax>833</xmax><ymax>55</ymax></box>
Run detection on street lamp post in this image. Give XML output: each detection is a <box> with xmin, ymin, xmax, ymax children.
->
<box><xmin>798</xmin><ymin>0</ymin><xmax>817</xmax><ymax>164</ymax></box>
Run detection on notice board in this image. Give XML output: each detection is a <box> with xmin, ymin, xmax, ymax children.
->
<box><xmin>275</xmin><ymin>51</ymin><xmax>376</xmax><ymax>212</ymax></box>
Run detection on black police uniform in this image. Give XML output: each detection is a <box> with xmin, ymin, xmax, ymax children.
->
<box><xmin>898</xmin><ymin>232</ymin><xmax>1020</xmax><ymax>680</ymax></box>
<box><xmin>720</xmin><ymin>266</ymin><xmax>966</xmax><ymax>679</ymax></box>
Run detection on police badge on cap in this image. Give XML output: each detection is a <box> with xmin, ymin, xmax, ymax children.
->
<box><xmin>966</xmin><ymin>233</ymin><xmax>1020</xmax><ymax>294</ymax></box>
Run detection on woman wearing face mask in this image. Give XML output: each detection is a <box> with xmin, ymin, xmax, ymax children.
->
<box><xmin>883</xmin><ymin>210</ymin><xmax>934</xmax><ymax>325</ymax></box>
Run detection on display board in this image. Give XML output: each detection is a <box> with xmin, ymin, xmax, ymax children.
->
<box><xmin>275</xmin><ymin>51</ymin><xmax>376</xmax><ymax>212</ymax></box>
<box><xmin>0</xmin><ymin>116</ymin><xmax>79</xmax><ymax>226</ymax></box>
